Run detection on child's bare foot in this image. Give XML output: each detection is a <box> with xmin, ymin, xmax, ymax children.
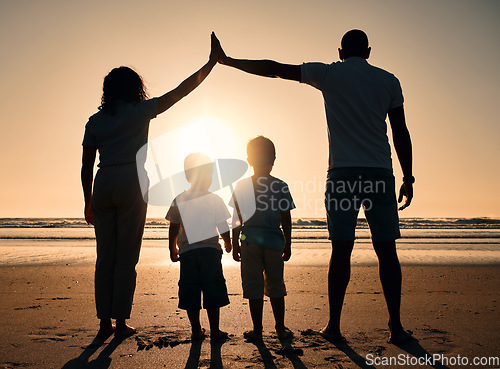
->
<box><xmin>243</xmin><ymin>330</ymin><xmax>263</xmax><ymax>341</ymax></box>
<box><xmin>211</xmin><ymin>330</ymin><xmax>229</xmax><ymax>341</ymax></box>
<box><xmin>319</xmin><ymin>326</ymin><xmax>346</xmax><ymax>343</ymax></box>
<box><xmin>191</xmin><ymin>327</ymin><xmax>206</xmax><ymax>341</ymax></box>
<box><xmin>276</xmin><ymin>326</ymin><xmax>294</xmax><ymax>340</ymax></box>
<box><xmin>115</xmin><ymin>324</ymin><xmax>137</xmax><ymax>338</ymax></box>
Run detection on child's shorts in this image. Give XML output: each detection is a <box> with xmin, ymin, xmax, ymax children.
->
<box><xmin>240</xmin><ymin>242</ymin><xmax>287</xmax><ymax>299</ymax></box>
<box><xmin>178</xmin><ymin>248</ymin><xmax>230</xmax><ymax>310</ymax></box>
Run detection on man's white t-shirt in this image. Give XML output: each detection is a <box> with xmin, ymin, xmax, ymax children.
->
<box><xmin>300</xmin><ymin>57</ymin><xmax>404</xmax><ymax>170</ymax></box>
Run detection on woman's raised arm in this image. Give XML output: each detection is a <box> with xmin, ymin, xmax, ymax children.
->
<box><xmin>157</xmin><ymin>32</ymin><xmax>219</xmax><ymax>114</ymax></box>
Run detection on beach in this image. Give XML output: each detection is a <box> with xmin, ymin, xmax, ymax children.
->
<box><xmin>1</xmin><ymin>227</ymin><xmax>499</xmax><ymax>369</ymax></box>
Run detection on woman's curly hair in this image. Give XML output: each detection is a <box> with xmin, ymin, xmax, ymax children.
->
<box><xmin>98</xmin><ymin>66</ymin><xmax>148</xmax><ymax>114</ymax></box>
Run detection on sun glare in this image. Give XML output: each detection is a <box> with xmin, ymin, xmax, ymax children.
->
<box><xmin>148</xmin><ymin>117</ymin><xmax>244</xmax><ymax>178</ymax></box>
<box><xmin>177</xmin><ymin>117</ymin><xmax>243</xmax><ymax>162</ymax></box>
<box><xmin>143</xmin><ymin>117</ymin><xmax>250</xmax><ymax>208</ymax></box>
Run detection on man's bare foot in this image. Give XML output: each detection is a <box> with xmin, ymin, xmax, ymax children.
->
<box><xmin>115</xmin><ymin>324</ymin><xmax>137</xmax><ymax>338</ymax></box>
<box><xmin>389</xmin><ymin>329</ymin><xmax>414</xmax><ymax>344</ymax></box>
<box><xmin>276</xmin><ymin>327</ymin><xmax>294</xmax><ymax>340</ymax></box>
<box><xmin>319</xmin><ymin>326</ymin><xmax>346</xmax><ymax>343</ymax></box>
<box><xmin>191</xmin><ymin>327</ymin><xmax>206</xmax><ymax>341</ymax></box>
<box><xmin>388</xmin><ymin>320</ymin><xmax>414</xmax><ymax>344</ymax></box>
<box><xmin>211</xmin><ymin>330</ymin><xmax>229</xmax><ymax>341</ymax></box>
<box><xmin>243</xmin><ymin>330</ymin><xmax>263</xmax><ymax>341</ymax></box>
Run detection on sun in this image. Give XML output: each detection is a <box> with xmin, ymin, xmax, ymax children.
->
<box><xmin>174</xmin><ymin>117</ymin><xmax>243</xmax><ymax>161</ymax></box>
<box><xmin>147</xmin><ymin>116</ymin><xmax>244</xmax><ymax>176</ymax></box>
<box><xmin>141</xmin><ymin>116</ymin><xmax>250</xmax><ymax>207</ymax></box>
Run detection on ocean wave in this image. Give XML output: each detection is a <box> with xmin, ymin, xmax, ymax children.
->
<box><xmin>1</xmin><ymin>235</ymin><xmax>500</xmax><ymax>241</ymax></box>
<box><xmin>0</xmin><ymin>218</ymin><xmax>89</xmax><ymax>228</ymax></box>
<box><xmin>398</xmin><ymin>218</ymin><xmax>500</xmax><ymax>229</ymax></box>
<box><xmin>1</xmin><ymin>217</ymin><xmax>500</xmax><ymax>229</ymax></box>
<box><xmin>295</xmin><ymin>219</ymin><xmax>327</xmax><ymax>226</ymax></box>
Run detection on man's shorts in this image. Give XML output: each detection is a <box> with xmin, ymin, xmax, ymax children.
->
<box><xmin>325</xmin><ymin>167</ymin><xmax>401</xmax><ymax>242</ymax></box>
<box><xmin>178</xmin><ymin>248</ymin><xmax>230</xmax><ymax>310</ymax></box>
<box><xmin>240</xmin><ymin>242</ymin><xmax>287</xmax><ymax>299</ymax></box>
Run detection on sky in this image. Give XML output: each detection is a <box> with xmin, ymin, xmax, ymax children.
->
<box><xmin>0</xmin><ymin>0</ymin><xmax>499</xmax><ymax>219</ymax></box>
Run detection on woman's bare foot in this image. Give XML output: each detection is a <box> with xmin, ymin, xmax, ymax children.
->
<box><xmin>191</xmin><ymin>327</ymin><xmax>206</xmax><ymax>341</ymax></box>
<box><xmin>211</xmin><ymin>330</ymin><xmax>229</xmax><ymax>341</ymax></box>
<box><xmin>97</xmin><ymin>319</ymin><xmax>115</xmax><ymax>338</ymax></box>
<box><xmin>243</xmin><ymin>329</ymin><xmax>263</xmax><ymax>341</ymax></box>
<box><xmin>97</xmin><ymin>324</ymin><xmax>115</xmax><ymax>338</ymax></box>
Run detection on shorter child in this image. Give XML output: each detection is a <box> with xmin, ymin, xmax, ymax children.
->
<box><xmin>166</xmin><ymin>153</ymin><xmax>232</xmax><ymax>340</ymax></box>
<box><xmin>230</xmin><ymin>136</ymin><xmax>295</xmax><ymax>341</ymax></box>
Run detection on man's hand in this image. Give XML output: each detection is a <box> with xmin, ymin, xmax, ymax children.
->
<box><xmin>209</xmin><ymin>32</ymin><xmax>220</xmax><ymax>64</ymax></box>
<box><xmin>212</xmin><ymin>32</ymin><xmax>228</xmax><ymax>64</ymax></box>
<box><xmin>232</xmin><ymin>243</ymin><xmax>241</xmax><ymax>262</ymax></box>
<box><xmin>170</xmin><ymin>247</ymin><xmax>179</xmax><ymax>262</ymax></box>
<box><xmin>84</xmin><ymin>203</ymin><xmax>94</xmax><ymax>225</ymax></box>
<box><xmin>282</xmin><ymin>244</ymin><xmax>291</xmax><ymax>261</ymax></box>
<box><xmin>398</xmin><ymin>182</ymin><xmax>413</xmax><ymax>210</ymax></box>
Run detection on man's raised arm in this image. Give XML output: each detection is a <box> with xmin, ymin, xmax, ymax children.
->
<box><xmin>213</xmin><ymin>33</ymin><xmax>301</xmax><ymax>82</ymax></box>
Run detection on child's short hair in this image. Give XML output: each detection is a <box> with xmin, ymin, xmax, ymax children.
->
<box><xmin>184</xmin><ymin>152</ymin><xmax>213</xmax><ymax>186</ymax></box>
<box><xmin>247</xmin><ymin>136</ymin><xmax>276</xmax><ymax>166</ymax></box>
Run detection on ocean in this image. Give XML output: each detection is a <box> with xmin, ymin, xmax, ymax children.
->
<box><xmin>1</xmin><ymin>218</ymin><xmax>499</xmax><ymax>266</ymax></box>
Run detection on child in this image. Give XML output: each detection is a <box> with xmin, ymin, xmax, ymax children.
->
<box><xmin>230</xmin><ymin>136</ymin><xmax>295</xmax><ymax>341</ymax></box>
<box><xmin>166</xmin><ymin>153</ymin><xmax>232</xmax><ymax>341</ymax></box>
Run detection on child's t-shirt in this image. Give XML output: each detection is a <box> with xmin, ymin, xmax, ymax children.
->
<box><xmin>229</xmin><ymin>176</ymin><xmax>295</xmax><ymax>252</ymax></box>
<box><xmin>166</xmin><ymin>190</ymin><xmax>230</xmax><ymax>255</ymax></box>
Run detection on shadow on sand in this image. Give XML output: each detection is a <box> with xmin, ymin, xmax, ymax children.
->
<box><xmin>392</xmin><ymin>338</ymin><xmax>451</xmax><ymax>369</ymax></box>
<box><xmin>329</xmin><ymin>336</ymin><xmax>451</xmax><ymax>369</ymax></box>
<box><xmin>183</xmin><ymin>336</ymin><xmax>227</xmax><ymax>369</ymax></box>
<box><xmin>60</xmin><ymin>330</ymin><xmax>452</xmax><ymax>369</ymax></box>
<box><xmin>246</xmin><ymin>336</ymin><xmax>307</xmax><ymax>369</ymax></box>
<box><xmin>61</xmin><ymin>332</ymin><xmax>126</xmax><ymax>369</ymax></box>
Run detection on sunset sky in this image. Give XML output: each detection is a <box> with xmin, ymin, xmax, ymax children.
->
<box><xmin>0</xmin><ymin>0</ymin><xmax>499</xmax><ymax>219</ymax></box>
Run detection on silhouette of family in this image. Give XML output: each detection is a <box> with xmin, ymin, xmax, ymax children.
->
<box><xmin>81</xmin><ymin>30</ymin><xmax>414</xmax><ymax>346</ymax></box>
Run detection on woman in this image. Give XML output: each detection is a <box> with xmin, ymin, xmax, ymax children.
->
<box><xmin>81</xmin><ymin>33</ymin><xmax>219</xmax><ymax>338</ymax></box>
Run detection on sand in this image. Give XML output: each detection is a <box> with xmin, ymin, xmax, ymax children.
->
<box><xmin>0</xmin><ymin>246</ymin><xmax>499</xmax><ymax>368</ymax></box>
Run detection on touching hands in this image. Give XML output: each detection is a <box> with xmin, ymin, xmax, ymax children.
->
<box><xmin>209</xmin><ymin>32</ymin><xmax>219</xmax><ymax>64</ymax></box>
<box><xmin>398</xmin><ymin>182</ymin><xmax>413</xmax><ymax>211</ymax></box>
<box><xmin>211</xmin><ymin>32</ymin><xmax>228</xmax><ymax>64</ymax></box>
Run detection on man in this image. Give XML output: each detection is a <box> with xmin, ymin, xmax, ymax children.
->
<box><xmin>214</xmin><ymin>29</ymin><xmax>413</xmax><ymax>344</ymax></box>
